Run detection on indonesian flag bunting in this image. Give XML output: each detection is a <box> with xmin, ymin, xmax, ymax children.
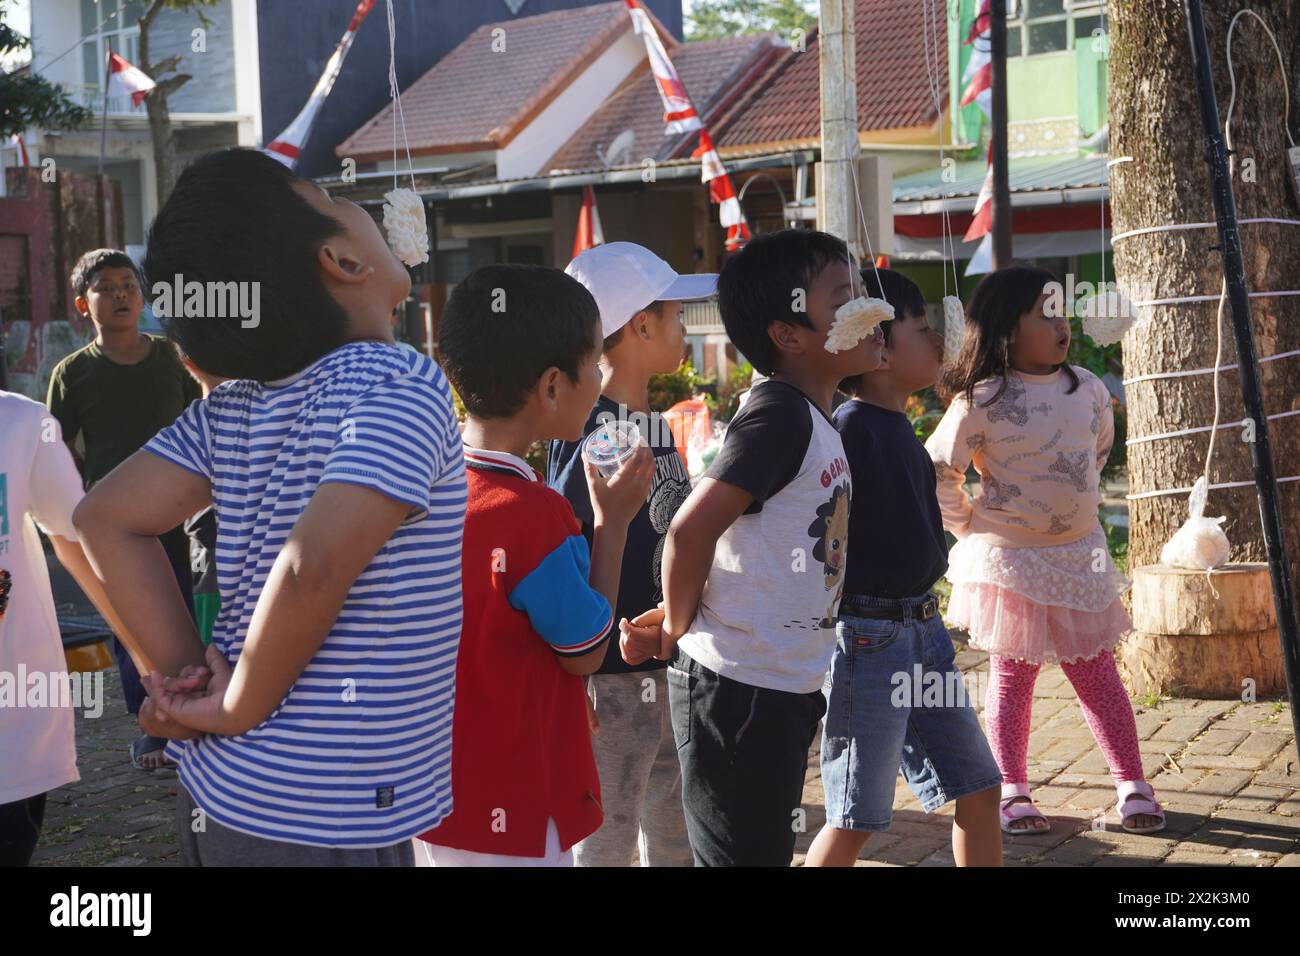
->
<box><xmin>693</xmin><ymin>129</ymin><xmax>747</xmax><ymax>234</ymax></box>
<box><xmin>572</xmin><ymin>185</ymin><xmax>606</xmax><ymax>258</ymax></box>
<box><xmin>7</xmin><ymin>133</ymin><xmax>29</xmax><ymax>167</ymax></box>
<box><xmin>625</xmin><ymin>0</ymin><xmax>701</xmax><ymax>135</ymax></box>
<box><xmin>106</xmin><ymin>52</ymin><xmax>156</xmax><ymax>108</ymax></box>
<box><xmin>960</xmin><ymin>0</ymin><xmax>992</xmax><ymax>119</ymax></box>
<box><xmin>264</xmin><ymin>0</ymin><xmax>375</xmax><ymax>168</ymax></box>
<box><xmin>963</xmin><ymin>145</ymin><xmax>996</xmax><ymax>275</ymax></box>
<box><xmin>963</xmin><ymin>149</ymin><xmax>994</xmax><ymax>243</ymax></box>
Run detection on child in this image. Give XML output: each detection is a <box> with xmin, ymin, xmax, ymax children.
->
<box><xmin>925</xmin><ymin>266</ymin><xmax>1164</xmax><ymax>835</ymax></box>
<box><xmin>73</xmin><ymin>147</ymin><xmax>467</xmax><ymax>865</ymax></box>
<box><xmin>47</xmin><ymin>248</ymin><xmax>202</xmax><ymax>770</ymax></box>
<box><xmin>0</xmin><ymin>390</ymin><xmax>141</xmax><ymax>864</ymax></box>
<box><xmin>421</xmin><ymin>263</ymin><xmax>654</xmax><ymax>867</ymax></box>
<box><xmin>622</xmin><ymin>229</ymin><xmax>883</xmax><ymax>866</ymax></box>
<box><xmin>804</xmin><ymin>268</ymin><xmax>1002</xmax><ymax>867</ymax></box>
<box><xmin>548</xmin><ymin>242</ymin><xmax>714</xmax><ymax>868</ymax></box>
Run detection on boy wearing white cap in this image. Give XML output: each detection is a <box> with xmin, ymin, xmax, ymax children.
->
<box><xmin>548</xmin><ymin>242</ymin><xmax>717</xmax><ymax>867</ymax></box>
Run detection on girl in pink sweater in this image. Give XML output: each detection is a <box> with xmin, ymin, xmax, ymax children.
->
<box><xmin>926</xmin><ymin>267</ymin><xmax>1164</xmax><ymax>836</ymax></box>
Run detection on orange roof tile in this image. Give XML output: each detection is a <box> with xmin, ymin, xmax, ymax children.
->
<box><xmin>337</xmin><ymin>2</ymin><xmax>649</xmax><ymax>161</ymax></box>
<box><xmin>712</xmin><ymin>0</ymin><xmax>948</xmax><ymax>151</ymax></box>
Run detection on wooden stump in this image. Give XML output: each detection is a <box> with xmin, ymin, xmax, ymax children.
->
<box><xmin>1118</xmin><ymin>563</ymin><xmax>1284</xmax><ymax>699</ymax></box>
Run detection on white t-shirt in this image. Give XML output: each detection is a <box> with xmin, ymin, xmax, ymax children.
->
<box><xmin>677</xmin><ymin>381</ymin><xmax>851</xmax><ymax>694</ymax></box>
<box><xmin>0</xmin><ymin>391</ymin><xmax>85</xmax><ymax>804</ymax></box>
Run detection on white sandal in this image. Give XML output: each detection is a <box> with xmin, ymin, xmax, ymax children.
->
<box><xmin>999</xmin><ymin>782</ymin><xmax>1051</xmax><ymax>835</ymax></box>
<box><xmin>1117</xmin><ymin>780</ymin><xmax>1166</xmax><ymax>834</ymax></box>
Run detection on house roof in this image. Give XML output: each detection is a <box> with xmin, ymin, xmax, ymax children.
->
<box><xmin>893</xmin><ymin>153</ymin><xmax>1109</xmax><ymax>205</ymax></box>
<box><xmin>544</xmin><ymin>34</ymin><xmax>782</xmax><ymax>174</ymax></box>
<box><xmin>712</xmin><ymin>0</ymin><xmax>949</xmax><ymax>153</ymax></box>
<box><xmin>336</xmin><ymin>2</ymin><xmax>659</xmax><ymax>161</ymax></box>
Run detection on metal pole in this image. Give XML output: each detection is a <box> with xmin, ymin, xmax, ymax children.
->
<box><xmin>1183</xmin><ymin>0</ymin><xmax>1300</xmax><ymax>753</ymax></box>
<box><xmin>98</xmin><ymin>43</ymin><xmax>110</xmax><ymax>175</ymax></box>
<box><xmin>990</xmin><ymin>0</ymin><xmax>1012</xmax><ymax>267</ymax></box>
<box><xmin>818</xmin><ymin>0</ymin><xmax>859</xmax><ymax>253</ymax></box>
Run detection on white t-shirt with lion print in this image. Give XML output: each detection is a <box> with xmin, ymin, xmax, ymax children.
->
<box><xmin>677</xmin><ymin>380</ymin><xmax>851</xmax><ymax>694</ymax></box>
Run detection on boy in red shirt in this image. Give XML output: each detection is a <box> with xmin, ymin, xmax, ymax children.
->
<box><xmin>418</xmin><ymin>264</ymin><xmax>653</xmax><ymax>866</ymax></box>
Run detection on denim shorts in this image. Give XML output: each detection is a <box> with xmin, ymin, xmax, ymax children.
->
<box><xmin>820</xmin><ymin>593</ymin><xmax>1002</xmax><ymax>832</ymax></box>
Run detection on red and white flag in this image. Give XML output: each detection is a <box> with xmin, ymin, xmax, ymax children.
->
<box><xmin>625</xmin><ymin>0</ymin><xmax>701</xmax><ymax>135</ymax></box>
<box><xmin>106</xmin><ymin>52</ymin><xmax>155</xmax><ymax>108</ymax></box>
<box><xmin>963</xmin><ymin>153</ymin><xmax>994</xmax><ymax>243</ymax></box>
<box><xmin>960</xmin><ymin>0</ymin><xmax>992</xmax><ymax>119</ymax></box>
<box><xmin>625</xmin><ymin>1</ymin><xmax>747</xmax><ymax>249</ymax></box>
<box><xmin>264</xmin><ymin>0</ymin><xmax>374</xmax><ymax>168</ymax></box>
<box><xmin>572</xmin><ymin>185</ymin><xmax>606</xmax><ymax>257</ymax></box>
<box><xmin>963</xmin><ymin>147</ymin><xmax>996</xmax><ymax>275</ymax></box>
<box><xmin>694</xmin><ymin>129</ymin><xmax>741</xmax><ymax>228</ymax></box>
<box><xmin>6</xmin><ymin>133</ymin><xmax>29</xmax><ymax>167</ymax></box>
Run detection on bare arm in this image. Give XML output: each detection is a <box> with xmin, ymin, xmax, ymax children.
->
<box><xmin>49</xmin><ymin>535</ymin><xmax>149</xmax><ymax>670</ymax></box>
<box><xmin>150</xmin><ymin>482</ymin><xmax>413</xmax><ymax>736</ymax></box>
<box><xmin>659</xmin><ymin>477</ymin><xmax>755</xmax><ymax>660</ymax></box>
<box><xmin>72</xmin><ymin>450</ymin><xmax>211</xmax><ymax>677</ymax></box>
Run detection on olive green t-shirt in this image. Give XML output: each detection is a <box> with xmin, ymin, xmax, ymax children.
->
<box><xmin>46</xmin><ymin>334</ymin><xmax>201</xmax><ymax>566</ymax></box>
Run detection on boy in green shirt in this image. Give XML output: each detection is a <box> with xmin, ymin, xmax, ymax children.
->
<box><xmin>46</xmin><ymin>249</ymin><xmax>200</xmax><ymax>770</ymax></box>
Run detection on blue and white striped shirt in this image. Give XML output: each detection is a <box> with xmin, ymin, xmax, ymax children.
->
<box><xmin>146</xmin><ymin>341</ymin><xmax>466</xmax><ymax>848</ymax></box>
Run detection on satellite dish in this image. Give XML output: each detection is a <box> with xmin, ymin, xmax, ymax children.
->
<box><xmin>597</xmin><ymin>129</ymin><xmax>637</xmax><ymax>169</ymax></box>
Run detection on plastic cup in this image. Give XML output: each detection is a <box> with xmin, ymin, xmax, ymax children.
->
<box><xmin>582</xmin><ymin>419</ymin><xmax>643</xmax><ymax>477</ymax></box>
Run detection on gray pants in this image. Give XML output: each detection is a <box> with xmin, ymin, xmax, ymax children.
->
<box><xmin>176</xmin><ymin>785</ymin><xmax>414</xmax><ymax>867</ymax></box>
<box><xmin>574</xmin><ymin>670</ymin><xmax>693</xmax><ymax>867</ymax></box>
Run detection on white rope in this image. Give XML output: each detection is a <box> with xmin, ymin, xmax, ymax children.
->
<box><xmin>920</xmin><ymin>0</ymin><xmax>959</xmax><ymax>297</ymax></box>
<box><xmin>386</xmin><ymin>0</ymin><xmax>417</xmax><ymax>192</ymax></box>
<box><xmin>1134</xmin><ymin>289</ymin><xmax>1300</xmax><ymax>307</ymax></box>
<box><xmin>1127</xmin><ymin>7</ymin><xmax>1298</xmax><ymax>507</ymax></box>
<box><xmin>1123</xmin><ymin>348</ymin><xmax>1300</xmax><ymax>385</ymax></box>
<box><xmin>1128</xmin><ymin>475</ymin><xmax>1300</xmax><ymax>501</ymax></box>
<box><xmin>1127</xmin><ymin>409</ymin><xmax>1300</xmax><ymax>446</ymax></box>
<box><xmin>1110</xmin><ymin>217</ymin><xmax>1300</xmax><ymax>245</ymax></box>
<box><xmin>1107</xmin><ymin>156</ymin><xmax>1134</xmax><ymax>168</ymax></box>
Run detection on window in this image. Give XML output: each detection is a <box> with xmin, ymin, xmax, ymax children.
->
<box><xmin>1006</xmin><ymin>0</ymin><xmax>1107</xmax><ymax>58</ymax></box>
<box><xmin>80</xmin><ymin>0</ymin><xmax>143</xmax><ymax>110</ymax></box>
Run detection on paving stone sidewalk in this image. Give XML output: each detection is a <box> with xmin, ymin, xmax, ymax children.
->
<box><xmin>31</xmin><ymin>645</ymin><xmax>1300</xmax><ymax>867</ymax></box>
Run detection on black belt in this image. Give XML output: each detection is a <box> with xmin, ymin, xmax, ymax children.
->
<box><xmin>841</xmin><ymin>593</ymin><xmax>939</xmax><ymax>622</ymax></box>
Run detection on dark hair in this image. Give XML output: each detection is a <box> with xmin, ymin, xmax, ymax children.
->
<box><xmin>602</xmin><ymin>300</ymin><xmax>664</xmax><ymax>351</ymax></box>
<box><xmin>142</xmin><ymin>147</ymin><xmax>351</xmax><ymax>381</ymax></box>
<box><xmin>439</xmin><ymin>264</ymin><xmax>600</xmax><ymax>418</ymax></box>
<box><xmin>71</xmin><ymin>249</ymin><xmax>142</xmax><ymax>299</ymax></box>
<box><xmin>838</xmin><ymin>267</ymin><xmax>928</xmax><ymax>396</ymax></box>
<box><xmin>716</xmin><ymin>229</ymin><xmax>849</xmax><ymax>375</ymax></box>
<box><xmin>938</xmin><ymin>265</ymin><xmax>1078</xmax><ymax>406</ymax></box>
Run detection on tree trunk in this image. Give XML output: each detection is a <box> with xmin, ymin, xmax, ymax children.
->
<box><xmin>1108</xmin><ymin>2</ymin><xmax>1300</xmax><ymax>616</ymax></box>
<box><xmin>138</xmin><ymin>3</ymin><xmax>190</xmax><ymax>209</ymax></box>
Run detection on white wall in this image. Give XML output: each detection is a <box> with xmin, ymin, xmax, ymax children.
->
<box><xmin>29</xmin><ymin>0</ymin><xmax>82</xmax><ymax>90</ymax></box>
<box><xmin>497</xmin><ymin>29</ymin><xmax>645</xmax><ymax>181</ymax></box>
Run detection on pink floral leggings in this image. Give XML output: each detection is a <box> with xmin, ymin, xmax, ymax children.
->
<box><xmin>984</xmin><ymin>651</ymin><xmax>1145</xmax><ymax>785</ymax></box>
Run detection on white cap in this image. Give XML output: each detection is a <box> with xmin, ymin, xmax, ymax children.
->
<box><xmin>566</xmin><ymin>242</ymin><xmax>718</xmax><ymax>338</ymax></box>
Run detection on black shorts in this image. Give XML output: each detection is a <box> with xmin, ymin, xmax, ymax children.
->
<box><xmin>668</xmin><ymin>650</ymin><xmax>825</xmax><ymax>867</ymax></box>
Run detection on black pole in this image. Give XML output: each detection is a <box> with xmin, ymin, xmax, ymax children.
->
<box><xmin>1183</xmin><ymin>0</ymin><xmax>1300</xmax><ymax>753</ymax></box>
<box><xmin>989</xmin><ymin>0</ymin><xmax>1012</xmax><ymax>267</ymax></box>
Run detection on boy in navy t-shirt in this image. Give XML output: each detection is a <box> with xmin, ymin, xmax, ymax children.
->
<box><xmin>805</xmin><ymin>269</ymin><xmax>1002</xmax><ymax>867</ymax></box>
<box><xmin>550</xmin><ymin>243</ymin><xmax>716</xmax><ymax>867</ymax></box>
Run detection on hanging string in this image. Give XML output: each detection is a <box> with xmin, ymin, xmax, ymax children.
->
<box><xmin>386</xmin><ymin>0</ymin><xmax>417</xmax><ymax>192</ymax></box>
<box><xmin>1124</xmin><ymin>348</ymin><xmax>1300</xmax><ymax>385</ymax></box>
<box><xmin>920</xmin><ymin>0</ymin><xmax>959</xmax><ymax>297</ymax></box>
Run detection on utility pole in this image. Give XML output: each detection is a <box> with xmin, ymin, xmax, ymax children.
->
<box><xmin>989</xmin><ymin>0</ymin><xmax>1012</xmax><ymax>267</ymax></box>
<box><xmin>818</xmin><ymin>0</ymin><xmax>859</xmax><ymax>254</ymax></box>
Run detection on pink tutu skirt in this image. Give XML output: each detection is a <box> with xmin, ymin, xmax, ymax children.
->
<box><xmin>944</xmin><ymin>524</ymin><xmax>1132</xmax><ymax>665</ymax></box>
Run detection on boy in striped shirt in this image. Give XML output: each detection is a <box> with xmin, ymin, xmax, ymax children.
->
<box><xmin>418</xmin><ymin>264</ymin><xmax>654</xmax><ymax>866</ymax></box>
<box><xmin>73</xmin><ymin>148</ymin><xmax>466</xmax><ymax>865</ymax></box>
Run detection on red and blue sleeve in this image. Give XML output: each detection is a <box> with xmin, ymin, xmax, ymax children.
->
<box><xmin>507</xmin><ymin>534</ymin><xmax>613</xmax><ymax>657</ymax></box>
